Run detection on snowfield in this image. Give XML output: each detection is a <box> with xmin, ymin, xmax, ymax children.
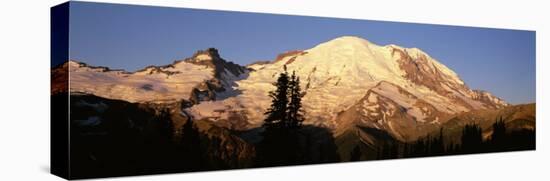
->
<box><xmin>66</xmin><ymin>36</ymin><xmax>508</xmax><ymax>131</ymax></box>
<box><xmin>197</xmin><ymin>36</ymin><xmax>506</xmax><ymax>128</ymax></box>
<box><xmin>68</xmin><ymin>60</ymin><xmax>214</xmax><ymax>103</ymax></box>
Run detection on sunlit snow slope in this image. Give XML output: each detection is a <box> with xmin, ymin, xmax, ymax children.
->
<box><xmin>66</xmin><ymin>36</ymin><xmax>508</xmax><ymax>136</ymax></box>
<box><xmin>189</xmin><ymin>36</ymin><xmax>507</xmax><ymax>132</ymax></box>
<box><xmin>67</xmin><ymin>48</ymin><xmax>247</xmax><ymax>103</ymax></box>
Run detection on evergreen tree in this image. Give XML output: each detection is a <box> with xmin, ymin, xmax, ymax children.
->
<box><xmin>430</xmin><ymin>128</ymin><xmax>445</xmax><ymax>155</ymax></box>
<box><xmin>264</xmin><ymin>67</ymin><xmax>290</xmax><ymax>129</ymax></box>
<box><xmin>287</xmin><ymin>70</ymin><xmax>305</xmax><ymax>128</ymax></box>
<box><xmin>258</xmin><ymin>66</ymin><xmax>307</xmax><ymax>166</ymax></box>
<box><xmin>157</xmin><ymin>109</ymin><xmax>174</xmax><ymax>143</ymax></box>
<box><xmin>461</xmin><ymin>123</ymin><xmax>483</xmax><ymax>153</ymax></box>
<box><xmin>490</xmin><ymin>117</ymin><xmax>506</xmax><ymax>151</ymax></box>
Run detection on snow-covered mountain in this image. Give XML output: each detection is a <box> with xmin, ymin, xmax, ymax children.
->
<box><xmin>190</xmin><ymin>36</ymin><xmax>507</xmax><ymax>133</ymax></box>
<box><xmin>61</xmin><ymin>36</ymin><xmax>508</xmax><ymax>139</ymax></box>
<box><xmin>63</xmin><ymin>48</ymin><xmax>248</xmax><ymax>103</ymax></box>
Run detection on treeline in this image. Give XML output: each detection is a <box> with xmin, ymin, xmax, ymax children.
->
<box><xmin>66</xmin><ymin>70</ymin><xmax>536</xmax><ymax>178</ymax></box>
<box><xmin>68</xmin><ymin>94</ymin><xmax>255</xmax><ymax>178</ymax></box>
<box><xmin>71</xmin><ymin>107</ymin><xmax>202</xmax><ymax>178</ymax></box>
<box><xmin>374</xmin><ymin>118</ymin><xmax>535</xmax><ymax>160</ymax></box>
<box><xmin>67</xmin><ymin>67</ymin><xmax>340</xmax><ymax>178</ymax></box>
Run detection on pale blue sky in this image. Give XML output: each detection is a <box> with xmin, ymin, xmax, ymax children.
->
<box><xmin>66</xmin><ymin>1</ymin><xmax>536</xmax><ymax>104</ymax></box>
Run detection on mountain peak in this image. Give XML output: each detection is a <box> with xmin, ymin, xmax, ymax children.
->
<box><xmin>190</xmin><ymin>48</ymin><xmax>220</xmax><ymax>62</ymax></box>
<box><xmin>64</xmin><ymin>60</ymin><xmax>85</xmax><ymax>68</ymax></box>
<box><xmin>62</xmin><ymin>37</ymin><xmax>509</xmax><ymax>131</ymax></box>
<box><xmin>331</xmin><ymin>36</ymin><xmax>372</xmax><ymax>43</ymax></box>
<box><xmin>315</xmin><ymin>36</ymin><xmax>373</xmax><ymax>50</ymax></box>
<box><xmin>182</xmin><ymin>48</ymin><xmax>247</xmax><ymax>79</ymax></box>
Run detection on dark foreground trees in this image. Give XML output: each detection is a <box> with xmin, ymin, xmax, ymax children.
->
<box><xmin>263</xmin><ymin>67</ymin><xmax>304</xmax><ymax>129</ymax></box>
<box><xmin>399</xmin><ymin>119</ymin><xmax>535</xmax><ymax>159</ymax></box>
<box><xmin>460</xmin><ymin>124</ymin><xmax>483</xmax><ymax>153</ymax></box>
<box><xmin>257</xmin><ymin>67</ymin><xmax>339</xmax><ymax>166</ymax></box>
<box><xmin>67</xmin><ymin>95</ymin><xmax>257</xmax><ymax>178</ymax></box>
<box><xmin>66</xmin><ymin>87</ymin><xmax>534</xmax><ymax>178</ymax></box>
<box><xmin>258</xmin><ymin>67</ymin><xmax>306</xmax><ymax>166</ymax></box>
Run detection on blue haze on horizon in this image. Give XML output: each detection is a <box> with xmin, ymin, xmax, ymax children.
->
<box><xmin>66</xmin><ymin>1</ymin><xmax>536</xmax><ymax>104</ymax></box>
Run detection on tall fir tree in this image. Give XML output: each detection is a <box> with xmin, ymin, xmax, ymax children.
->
<box><xmin>264</xmin><ymin>66</ymin><xmax>290</xmax><ymax>129</ymax></box>
<box><xmin>156</xmin><ymin>109</ymin><xmax>175</xmax><ymax>144</ymax></box>
<box><xmin>259</xmin><ymin>66</ymin><xmax>308</xmax><ymax>166</ymax></box>
<box><xmin>461</xmin><ymin>123</ymin><xmax>483</xmax><ymax>153</ymax></box>
<box><xmin>491</xmin><ymin>117</ymin><xmax>506</xmax><ymax>142</ymax></box>
<box><xmin>287</xmin><ymin>70</ymin><xmax>305</xmax><ymax>128</ymax></box>
<box><xmin>490</xmin><ymin>117</ymin><xmax>506</xmax><ymax>151</ymax></box>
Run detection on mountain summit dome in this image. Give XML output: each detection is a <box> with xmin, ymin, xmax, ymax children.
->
<box><xmin>62</xmin><ymin>36</ymin><xmax>508</xmax><ymax>135</ymax></box>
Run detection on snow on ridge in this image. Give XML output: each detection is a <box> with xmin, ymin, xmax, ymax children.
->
<box><xmin>68</xmin><ymin>59</ymin><xmax>215</xmax><ymax>103</ymax></box>
<box><xmin>64</xmin><ymin>36</ymin><xmax>507</xmax><ymax>130</ymax></box>
<box><xmin>209</xmin><ymin>36</ymin><xmax>505</xmax><ymax>128</ymax></box>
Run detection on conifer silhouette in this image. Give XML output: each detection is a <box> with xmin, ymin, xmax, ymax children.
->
<box><xmin>490</xmin><ymin>117</ymin><xmax>506</xmax><ymax>151</ymax></box>
<box><xmin>288</xmin><ymin>70</ymin><xmax>305</xmax><ymax>128</ymax></box>
<box><xmin>258</xmin><ymin>66</ymin><xmax>307</xmax><ymax>166</ymax></box>
<box><xmin>461</xmin><ymin>123</ymin><xmax>483</xmax><ymax>153</ymax></box>
<box><xmin>264</xmin><ymin>66</ymin><xmax>290</xmax><ymax>129</ymax></box>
